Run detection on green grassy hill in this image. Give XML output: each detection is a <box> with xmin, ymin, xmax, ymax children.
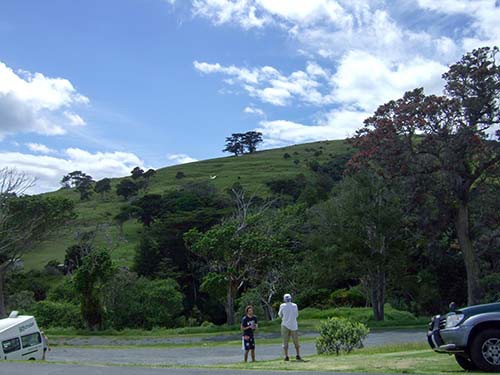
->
<box><xmin>24</xmin><ymin>140</ymin><xmax>353</xmax><ymax>270</ymax></box>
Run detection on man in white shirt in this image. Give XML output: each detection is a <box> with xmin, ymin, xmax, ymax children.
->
<box><xmin>278</xmin><ymin>293</ymin><xmax>302</xmax><ymax>361</ymax></box>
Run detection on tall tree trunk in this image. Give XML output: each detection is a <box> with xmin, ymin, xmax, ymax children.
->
<box><xmin>370</xmin><ymin>267</ymin><xmax>385</xmax><ymax>321</ymax></box>
<box><xmin>455</xmin><ymin>201</ymin><xmax>483</xmax><ymax>305</ymax></box>
<box><xmin>225</xmin><ymin>282</ymin><xmax>235</xmax><ymax>325</ymax></box>
<box><xmin>0</xmin><ymin>269</ymin><xmax>6</xmax><ymax>318</ymax></box>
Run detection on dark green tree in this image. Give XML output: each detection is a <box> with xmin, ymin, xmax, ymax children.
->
<box><xmin>131</xmin><ymin>167</ymin><xmax>144</xmax><ymax>180</ymax></box>
<box><xmin>350</xmin><ymin>47</ymin><xmax>500</xmax><ymax>305</ymax></box>
<box><xmin>116</xmin><ymin>179</ymin><xmax>139</xmax><ymax>200</ymax></box>
<box><xmin>223</xmin><ymin>133</ymin><xmax>245</xmax><ymax>156</ymax></box>
<box><xmin>242</xmin><ymin>131</ymin><xmax>263</xmax><ymax>153</ymax></box>
<box><xmin>94</xmin><ymin>178</ymin><xmax>111</xmax><ymax>199</ymax></box>
<box><xmin>73</xmin><ymin>248</ymin><xmax>114</xmax><ymax>330</ymax></box>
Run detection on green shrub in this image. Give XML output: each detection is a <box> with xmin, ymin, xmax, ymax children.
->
<box><xmin>32</xmin><ymin>300</ymin><xmax>83</xmax><ymax>329</ymax></box>
<box><xmin>47</xmin><ymin>277</ymin><xmax>79</xmax><ymax>304</ymax></box>
<box><xmin>330</xmin><ymin>286</ymin><xmax>366</xmax><ymax>307</ymax></box>
<box><xmin>7</xmin><ymin>291</ymin><xmax>36</xmax><ymax>313</ymax></box>
<box><xmin>316</xmin><ymin>317</ymin><xmax>369</xmax><ymax>355</ymax></box>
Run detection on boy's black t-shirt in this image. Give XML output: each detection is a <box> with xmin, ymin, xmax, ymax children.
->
<box><xmin>241</xmin><ymin>315</ymin><xmax>258</xmax><ymax>337</ymax></box>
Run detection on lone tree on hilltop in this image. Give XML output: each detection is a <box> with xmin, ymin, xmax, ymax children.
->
<box><xmin>223</xmin><ymin>131</ymin><xmax>263</xmax><ymax>156</ymax></box>
<box><xmin>223</xmin><ymin>133</ymin><xmax>245</xmax><ymax>156</ymax></box>
<box><xmin>242</xmin><ymin>131</ymin><xmax>263</xmax><ymax>153</ymax></box>
<box><xmin>131</xmin><ymin>167</ymin><xmax>144</xmax><ymax>180</ymax></box>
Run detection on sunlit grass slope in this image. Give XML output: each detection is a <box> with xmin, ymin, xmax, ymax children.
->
<box><xmin>24</xmin><ymin>140</ymin><xmax>353</xmax><ymax>270</ymax></box>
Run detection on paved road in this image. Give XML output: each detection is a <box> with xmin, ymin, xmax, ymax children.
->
<box><xmin>46</xmin><ymin>330</ymin><xmax>425</xmax><ymax>366</ymax></box>
<box><xmin>1</xmin><ymin>362</ymin><xmax>401</xmax><ymax>375</ymax></box>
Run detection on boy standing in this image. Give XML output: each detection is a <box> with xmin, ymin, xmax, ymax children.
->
<box><xmin>278</xmin><ymin>293</ymin><xmax>302</xmax><ymax>361</ymax></box>
<box><xmin>241</xmin><ymin>305</ymin><xmax>258</xmax><ymax>362</ymax></box>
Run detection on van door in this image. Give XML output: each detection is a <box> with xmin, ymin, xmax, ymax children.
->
<box><xmin>20</xmin><ymin>332</ymin><xmax>43</xmax><ymax>360</ymax></box>
<box><xmin>1</xmin><ymin>337</ymin><xmax>22</xmax><ymax>360</ymax></box>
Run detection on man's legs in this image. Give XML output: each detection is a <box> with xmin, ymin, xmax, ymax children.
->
<box><xmin>244</xmin><ymin>350</ymin><xmax>249</xmax><ymax>362</ymax></box>
<box><xmin>251</xmin><ymin>349</ymin><xmax>256</xmax><ymax>362</ymax></box>
<box><xmin>281</xmin><ymin>325</ymin><xmax>291</xmax><ymax>360</ymax></box>
<box><xmin>291</xmin><ymin>330</ymin><xmax>301</xmax><ymax>360</ymax></box>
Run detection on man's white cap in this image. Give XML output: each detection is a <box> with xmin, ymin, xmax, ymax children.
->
<box><xmin>284</xmin><ymin>293</ymin><xmax>292</xmax><ymax>302</ymax></box>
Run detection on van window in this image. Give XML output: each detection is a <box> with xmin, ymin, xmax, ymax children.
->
<box><xmin>21</xmin><ymin>332</ymin><xmax>41</xmax><ymax>348</ymax></box>
<box><xmin>2</xmin><ymin>337</ymin><xmax>21</xmax><ymax>354</ymax></box>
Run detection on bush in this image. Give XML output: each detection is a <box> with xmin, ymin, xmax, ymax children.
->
<box><xmin>175</xmin><ymin>171</ymin><xmax>186</xmax><ymax>179</ymax></box>
<box><xmin>316</xmin><ymin>317</ymin><xmax>369</xmax><ymax>355</ymax></box>
<box><xmin>32</xmin><ymin>300</ymin><xmax>83</xmax><ymax>329</ymax></box>
<box><xmin>330</xmin><ymin>286</ymin><xmax>366</xmax><ymax>307</ymax></box>
<box><xmin>283</xmin><ymin>153</ymin><xmax>291</xmax><ymax>159</ymax></box>
<box><xmin>7</xmin><ymin>291</ymin><xmax>36</xmax><ymax>313</ymax></box>
<box><xmin>47</xmin><ymin>277</ymin><xmax>79</xmax><ymax>304</ymax></box>
<box><xmin>104</xmin><ymin>270</ymin><xmax>184</xmax><ymax>330</ymax></box>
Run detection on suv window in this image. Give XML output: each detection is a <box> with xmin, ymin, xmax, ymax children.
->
<box><xmin>2</xmin><ymin>337</ymin><xmax>21</xmax><ymax>354</ymax></box>
<box><xmin>21</xmin><ymin>332</ymin><xmax>41</xmax><ymax>348</ymax></box>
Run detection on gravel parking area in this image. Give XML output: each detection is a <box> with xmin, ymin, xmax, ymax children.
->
<box><xmin>47</xmin><ymin>329</ymin><xmax>425</xmax><ymax>366</ymax></box>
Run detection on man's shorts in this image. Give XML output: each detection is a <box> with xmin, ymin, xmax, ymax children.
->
<box><xmin>242</xmin><ymin>335</ymin><xmax>255</xmax><ymax>350</ymax></box>
<box><xmin>281</xmin><ymin>325</ymin><xmax>299</xmax><ymax>349</ymax></box>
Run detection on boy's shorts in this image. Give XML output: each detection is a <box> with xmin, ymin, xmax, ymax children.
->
<box><xmin>242</xmin><ymin>335</ymin><xmax>255</xmax><ymax>350</ymax></box>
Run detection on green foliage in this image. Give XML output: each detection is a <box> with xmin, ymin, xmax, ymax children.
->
<box><xmin>47</xmin><ymin>277</ymin><xmax>79</xmax><ymax>305</ymax></box>
<box><xmin>6</xmin><ymin>291</ymin><xmax>36</xmax><ymax>313</ymax></box>
<box><xmin>103</xmin><ymin>269</ymin><xmax>183</xmax><ymax>330</ymax></box>
<box><xmin>73</xmin><ymin>248</ymin><xmax>114</xmax><ymax>330</ymax></box>
<box><xmin>175</xmin><ymin>171</ymin><xmax>186</xmax><ymax>179</ymax></box>
<box><xmin>95</xmin><ymin>178</ymin><xmax>111</xmax><ymax>198</ymax></box>
<box><xmin>315</xmin><ymin>317</ymin><xmax>369</xmax><ymax>355</ymax></box>
<box><xmin>236</xmin><ymin>290</ymin><xmax>265</xmax><ymax>321</ymax></box>
<box><xmin>32</xmin><ymin>300</ymin><xmax>83</xmax><ymax>329</ymax></box>
<box><xmin>330</xmin><ymin>287</ymin><xmax>366</xmax><ymax>307</ymax></box>
<box><xmin>116</xmin><ymin>178</ymin><xmax>139</xmax><ymax>200</ymax></box>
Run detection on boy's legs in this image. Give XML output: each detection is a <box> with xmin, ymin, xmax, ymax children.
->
<box><xmin>251</xmin><ymin>349</ymin><xmax>256</xmax><ymax>362</ymax></box>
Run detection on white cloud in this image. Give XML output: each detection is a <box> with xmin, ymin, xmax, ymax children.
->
<box><xmin>0</xmin><ymin>61</ymin><xmax>88</xmax><ymax>140</ymax></box>
<box><xmin>0</xmin><ymin>148</ymin><xmax>145</xmax><ymax>194</ymax></box>
<box><xmin>167</xmin><ymin>153</ymin><xmax>198</xmax><ymax>165</ymax></box>
<box><xmin>331</xmin><ymin>50</ymin><xmax>447</xmax><ymax>111</ymax></box>
<box><xmin>64</xmin><ymin>111</ymin><xmax>86</xmax><ymax>126</ymax></box>
<box><xmin>26</xmin><ymin>143</ymin><xmax>56</xmax><ymax>154</ymax></box>
<box><xmin>195</xmin><ymin>60</ymin><xmax>332</xmax><ymax>106</ymax></box>
<box><xmin>244</xmin><ymin>106</ymin><xmax>264</xmax><ymax>116</ymax></box>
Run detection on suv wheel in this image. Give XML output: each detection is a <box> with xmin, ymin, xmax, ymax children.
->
<box><xmin>470</xmin><ymin>329</ymin><xmax>500</xmax><ymax>372</ymax></box>
<box><xmin>454</xmin><ymin>354</ymin><xmax>478</xmax><ymax>371</ymax></box>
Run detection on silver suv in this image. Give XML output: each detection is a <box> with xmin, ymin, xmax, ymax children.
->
<box><xmin>428</xmin><ymin>302</ymin><xmax>500</xmax><ymax>372</ymax></box>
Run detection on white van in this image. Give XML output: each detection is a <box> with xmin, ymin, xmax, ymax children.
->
<box><xmin>0</xmin><ymin>311</ymin><xmax>43</xmax><ymax>360</ymax></box>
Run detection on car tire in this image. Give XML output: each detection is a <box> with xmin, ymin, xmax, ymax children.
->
<box><xmin>470</xmin><ymin>329</ymin><xmax>500</xmax><ymax>372</ymax></box>
<box><xmin>454</xmin><ymin>354</ymin><xmax>478</xmax><ymax>371</ymax></box>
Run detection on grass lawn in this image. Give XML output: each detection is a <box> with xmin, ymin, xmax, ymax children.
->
<box><xmin>45</xmin><ymin>306</ymin><xmax>428</xmax><ymax>339</ymax></box>
<box><xmin>210</xmin><ymin>343</ymin><xmax>475</xmax><ymax>374</ymax></box>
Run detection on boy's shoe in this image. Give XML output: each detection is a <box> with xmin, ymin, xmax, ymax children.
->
<box><xmin>284</xmin><ymin>356</ymin><xmax>290</xmax><ymax>361</ymax></box>
<box><xmin>296</xmin><ymin>355</ymin><xmax>303</xmax><ymax>361</ymax></box>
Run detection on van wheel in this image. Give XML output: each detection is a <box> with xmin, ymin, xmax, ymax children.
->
<box><xmin>28</xmin><ymin>358</ymin><xmax>36</xmax><ymax>360</ymax></box>
<box><xmin>470</xmin><ymin>329</ymin><xmax>500</xmax><ymax>372</ymax></box>
<box><xmin>454</xmin><ymin>354</ymin><xmax>477</xmax><ymax>371</ymax></box>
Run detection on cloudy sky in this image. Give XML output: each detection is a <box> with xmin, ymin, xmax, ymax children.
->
<box><xmin>0</xmin><ymin>0</ymin><xmax>499</xmax><ymax>193</ymax></box>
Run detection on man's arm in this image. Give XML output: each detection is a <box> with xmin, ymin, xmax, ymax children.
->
<box><xmin>278</xmin><ymin>304</ymin><xmax>283</xmax><ymax>318</ymax></box>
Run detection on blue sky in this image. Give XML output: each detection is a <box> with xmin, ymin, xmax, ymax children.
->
<box><xmin>0</xmin><ymin>0</ymin><xmax>498</xmax><ymax>192</ymax></box>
